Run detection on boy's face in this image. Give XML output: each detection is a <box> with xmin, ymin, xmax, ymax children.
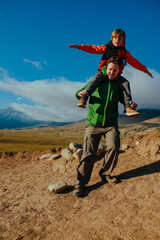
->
<box><xmin>107</xmin><ymin>63</ymin><xmax>120</xmax><ymax>80</ymax></box>
<box><xmin>112</xmin><ymin>36</ymin><xmax>123</xmax><ymax>47</ymax></box>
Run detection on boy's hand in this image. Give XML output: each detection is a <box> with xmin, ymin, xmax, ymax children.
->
<box><xmin>146</xmin><ymin>70</ymin><xmax>153</xmax><ymax>78</ymax></box>
<box><xmin>130</xmin><ymin>101</ymin><xmax>137</xmax><ymax>110</ymax></box>
<box><xmin>68</xmin><ymin>44</ymin><xmax>79</xmax><ymax>49</ymax></box>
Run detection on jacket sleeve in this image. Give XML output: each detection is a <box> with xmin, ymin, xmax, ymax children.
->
<box><xmin>125</xmin><ymin>51</ymin><xmax>148</xmax><ymax>73</ymax></box>
<box><xmin>78</xmin><ymin>44</ymin><xmax>106</xmax><ymax>54</ymax></box>
<box><xmin>75</xmin><ymin>82</ymin><xmax>91</xmax><ymax>100</ymax></box>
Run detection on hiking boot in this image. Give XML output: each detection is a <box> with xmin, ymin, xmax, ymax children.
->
<box><xmin>99</xmin><ymin>170</ymin><xmax>108</xmax><ymax>183</ymax></box>
<box><xmin>105</xmin><ymin>175</ymin><xmax>119</xmax><ymax>185</ymax></box>
<box><xmin>77</xmin><ymin>94</ymin><xmax>88</xmax><ymax>108</ymax></box>
<box><xmin>123</xmin><ymin>107</ymin><xmax>141</xmax><ymax>117</ymax></box>
<box><xmin>99</xmin><ymin>171</ymin><xmax>118</xmax><ymax>185</ymax></box>
<box><xmin>73</xmin><ymin>186</ymin><xmax>84</xmax><ymax>197</ymax></box>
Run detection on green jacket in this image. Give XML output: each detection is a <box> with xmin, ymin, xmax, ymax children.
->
<box><xmin>76</xmin><ymin>66</ymin><xmax>124</xmax><ymax>127</ymax></box>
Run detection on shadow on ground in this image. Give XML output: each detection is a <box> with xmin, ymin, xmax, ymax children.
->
<box><xmin>117</xmin><ymin>160</ymin><xmax>160</xmax><ymax>180</ymax></box>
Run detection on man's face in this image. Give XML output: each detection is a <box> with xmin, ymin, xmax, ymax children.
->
<box><xmin>107</xmin><ymin>63</ymin><xmax>120</xmax><ymax>80</ymax></box>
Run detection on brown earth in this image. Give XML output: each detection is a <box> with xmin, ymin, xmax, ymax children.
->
<box><xmin>0</xmin><ymin>129</ymin><xmax>160</xmax><ymax>240</ymax></box>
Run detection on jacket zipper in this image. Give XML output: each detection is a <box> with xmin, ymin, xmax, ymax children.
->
<box><xmin>102</xmin><ymin>81</ymin><xmax>111</xmax><ymax>127</ymax></box>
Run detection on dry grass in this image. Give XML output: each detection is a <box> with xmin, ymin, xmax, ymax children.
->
<box><xmin>0</xmin><ymin>117</ymin><xmax>159</xmax><ymax>153</ymax></box>
<box><xmin>0</xmin><ymin>122</ymin><xmax>86</xmax><ymax>153</ymax></box>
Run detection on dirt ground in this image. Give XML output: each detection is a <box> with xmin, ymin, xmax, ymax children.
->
<box><xmin>0</xmin><ymin>129</ymin><xmax>160</xmax><ymax>240</ymax></box>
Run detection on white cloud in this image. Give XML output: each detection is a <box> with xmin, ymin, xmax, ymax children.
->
<box><xmin>10</xmin><ymin>103</ymin><xmax>86</xmax><ymax>122</ymax></box>
<box><xmin>0</xmin><ymin>75</ymin><xmax>85</xmax><ymax>109</ymax></box>
<box><xmin>0</xmin><ymin>67</ymin><xmax>87</xmax><ymax>122</ymax></box>
<box><xmin>23</xmin><ymin>58</ymin><xmax>43</xmax><ymax>70</ymax></box>
<box><xmin>0</xmin><ymin>66</ymin><xmax>159</xmax><ymax>122</ymax></box>
<box><xmin>16</xmin><ymin>97</ymin><xmax>22</xmax><ymax>101</ymax></box>
<box><xmin>122</xmin><ymin>66</ymin><xmax>160</xmax><ymax>109</ymax></box>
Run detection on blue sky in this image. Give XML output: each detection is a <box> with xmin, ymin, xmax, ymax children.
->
<box><xmin>0</xmin><ymin>0</ymin><xmax>160</xmax><ymax>122</ymax></box>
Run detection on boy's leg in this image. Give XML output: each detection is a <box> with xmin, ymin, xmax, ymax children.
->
<box><xmin>99</xmin><ymin>126</ymin><xmax>120</xmax><ymax>184</ymax></box>
<box><xmin>77</xmin><ymin>93</ymin><xmax>88</xmax><ymax>108</ymax></box>
<box><xmin>86</xmin><ymin>71</ymin><xmax>103</xmax><ymax>95</ymax></box>
<box><xmin>119</xmin><ymin>76</ymin><xmax>140</xmax><ymax>117</ymax></box>
<box><xmin>118</xmin><ymin>76</ymin><xmax>132</xmax><ymax>108</ymax></box>
<box><xmin>74</xmin><ymin>125</ymin><xmax>102</xmax><ymax>196</ymax></box>
<box><xmin>77</xmin><ymin>71</ymin><xmax>103</xmax><ymax>108</ymax></box>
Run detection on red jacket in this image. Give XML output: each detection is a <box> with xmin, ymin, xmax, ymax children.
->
<box><xmin>77</xmin><ymin>43</ymin><xmax>148</xmax><ymax>74</ymax></box>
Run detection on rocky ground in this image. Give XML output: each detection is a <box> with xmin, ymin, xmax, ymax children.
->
<box><xmin>0</xmin><ymin>128</ymin><xmax>160</xmax><ymax>240</ymax></box>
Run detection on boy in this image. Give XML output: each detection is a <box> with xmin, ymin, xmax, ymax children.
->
<box><xmin>69</xmin><ymin>29</ymin><xmax>153</xmax><ymax>117</ymax></box>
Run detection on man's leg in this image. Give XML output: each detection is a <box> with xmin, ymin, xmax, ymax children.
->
<box><xmin>99</xmin><ymin>126</ymin><xmax>120</xmax><ymax>184</ymax></box>
<box><xmin>74</xmin><ymin>125</ymin><xmax>102</xmax><ymax>196</ymax></box>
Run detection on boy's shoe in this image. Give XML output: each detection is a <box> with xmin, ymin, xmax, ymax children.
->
<box><xmin>123</xmin><ymin>107</ymin><xmax>141</xmax><ymax>117</ymax></box>
<box><xmin>73</xmin><ymin>186</ymin><xmax>84</xmax><ymax>197</ymax></box>
<box><xmin>77</xmin><ymin>94</ymin><xmax>88</xmax><ymax>108</ymax></box>
<box><xmin>77</xmin><ymin>100</ymin><xmax>86</xmax><ymax>108</ymax></box>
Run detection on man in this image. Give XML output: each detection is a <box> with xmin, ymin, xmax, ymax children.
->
<box><xmin>73</xmin><ymin>56</ymin><xmax>137</xmax><ymax>197</ymax></box>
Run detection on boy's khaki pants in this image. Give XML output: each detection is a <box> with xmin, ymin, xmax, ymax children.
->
<box><xmin>74</xmin><ymin>125</ymin><xmax>120</xmax><ymax>187</ymax></box>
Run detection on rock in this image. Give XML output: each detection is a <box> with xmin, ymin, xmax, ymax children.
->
<box><xmin>135</xmin><ymin>141</ymin><xmax>140</xmax><ymax>145</ymax></box>
<box><xmin>61</xmin><ymin>147</ymin><xmax>74</xmax><ymax>161</ymax></box>
<box><xmin>69</xmin><ymin>142</ymin><xmax>82</xmax><ymax>152</ymax></box>
<box><xmin>39</xmin><ymin>153</ymin><xmax>53</xmax><ymax>160</ymax></box>
<box><xmin>121</xmin><ymin>144</ymin><xmax>129</xmax><ymax>150</ymax></box>
<box><xmin>48</xmin><ymin>181</ymin><xmax>68</xmax><ymax>193</ymax></box>
<box><xmin>47</xmin><ymin>154</ymin><xmax>61</xmax><ymax>160</ymax></box>
<box><xmin>73</xmin><ymin>149</ymin><xmax>83</xmax><ymax>162</ymax></box>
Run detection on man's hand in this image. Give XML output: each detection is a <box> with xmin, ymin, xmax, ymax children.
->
<box><xmin>146</xmin><ymin>70</ymin><xmax>153</xmax><ymax>78</ymax></box>
<box><xmin>68</xmin><ymin>44</ymin><xmax>79</xmax><ymax>49</ymax></box>
<box><xmin>130</xmin><ymin>101</ymin><xmax>137</xmax><ymax>110</ymax></box>
<box><xmin>78</xmin><ymin>90</ymin><xmax>88</xmax><ymax>97</ymax></box>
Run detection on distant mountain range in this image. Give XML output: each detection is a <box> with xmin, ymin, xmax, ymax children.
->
<box><xmin>0</xmin><ymin>107</ymin><xmax>73</xmax><ymax>129</ymax></box>
<box><xmin>0</xmin><ymin>107</ymin><xmax>159</xmax><ymax>130</ymax></box>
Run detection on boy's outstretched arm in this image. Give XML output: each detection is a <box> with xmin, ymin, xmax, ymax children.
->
<box><xmin>68</xmin><ymin>44</ymin><xmax>106</xmax><ymax>54</ymax></box>
<box><xmin>125</xmin><ymin>51</ymin><xmax>153</xmax><ymax>78</ymax></box>
<box><xmin>68</xmin><ymin>44</ymin><xmax>79</xmax><ymax>49</ymax></box>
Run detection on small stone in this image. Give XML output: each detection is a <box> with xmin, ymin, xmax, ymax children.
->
<box><xmin>61</xmin><ymin>147</ymin><xmax>74</xmax><ymax>161</ymax></box>
<box><xmin>39</xmin><ymin>153</ymin><xmax>53</xmax><ymax>160</ymax></box>
<box><xmin>69</xmin><ymin>142</ymin><xmax>82</xmax><ymax>152</ymax></box>
<box><xmin>121</xmin><ymin>144</ymin><xmax>129</xmax><ymax>150</ymax></box>
<box><xmin>47</xmin><ymin>154</ymin><xmax>61</xmax><ymax>160</ymax></box>
<box><xmin>73</xmin><ymin>149</ymin><xmax>83</xmax><ymax>162</ymax></box>
<box><xmin>135</xmin><ymin>141</ymin><xmax>140</xmax><ymax>145</ymax></box>
<box><xmin>2</xmin><ymin>188</ymin><xmax>7</xmax><ymax>192</ymax></box>
<box><xmin>48</xmin><ymin>182</ymin><xmax>68</xmax><ymax>193</ymax></box>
